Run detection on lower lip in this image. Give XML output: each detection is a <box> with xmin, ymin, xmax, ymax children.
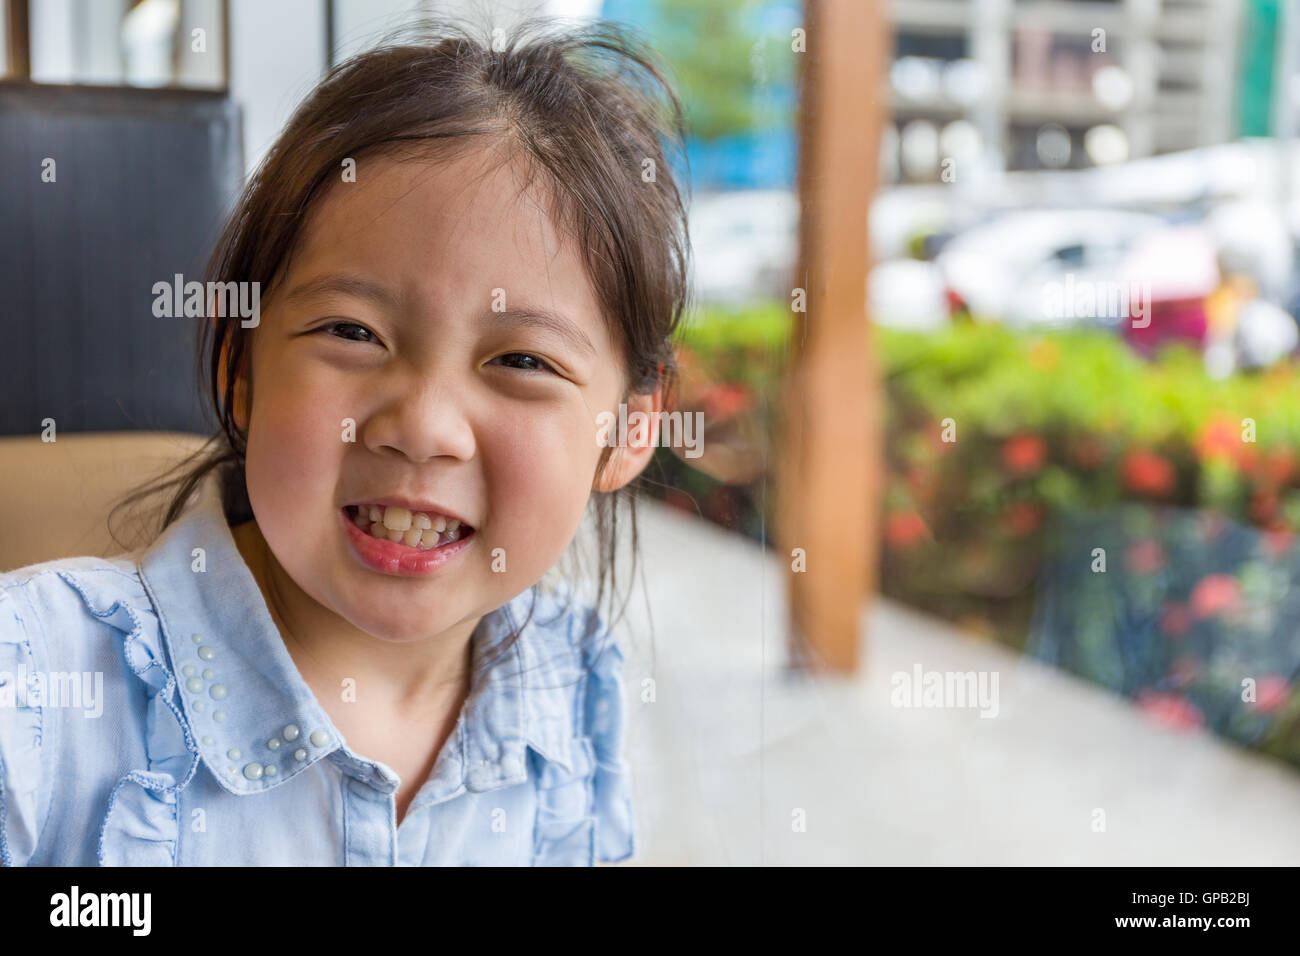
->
<box><xmin>340</xmin><ymin>508</ymin><xmax>475</xmax><ymax>577</ymax></box>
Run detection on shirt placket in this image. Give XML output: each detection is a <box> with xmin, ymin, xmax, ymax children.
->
<box><xmin>340</xmin><ymin>761</ymin><xmax>399</xmax><ymax>866</ymax></box>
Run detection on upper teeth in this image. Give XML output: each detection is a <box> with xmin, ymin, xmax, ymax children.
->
<box><xmin>353</xmin><ymin>505</ymin><xmax>464</xmax><ymax>548</ymax></box>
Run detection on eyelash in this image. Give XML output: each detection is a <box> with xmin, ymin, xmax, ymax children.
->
<box><xmin>318</xmin><ymin>321</ymin><xmax>378</xmax><ymax>344</ymax></box>
<box><xmin>317</xmin><ymin>323</ymin><xmax>557</xmax><ymax>375</ymax></box>
<box><xmin>490</xmin><ymin>352</ymin><xmax>558</xmax><ymax>375</ymax></box>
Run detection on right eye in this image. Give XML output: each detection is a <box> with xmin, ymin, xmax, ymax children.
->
<box><xmin>317</xmin><ymin>321</ymin><xmax>378</xmax><ymax>344</ymax></box>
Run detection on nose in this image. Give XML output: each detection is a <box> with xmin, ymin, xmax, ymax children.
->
<box><xmin>361</xmin><ymin>376</ymin><xmax>476</xmax><ymax>464</ymax></box>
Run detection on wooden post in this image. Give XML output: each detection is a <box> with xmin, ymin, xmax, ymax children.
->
<box><xmin>776</xmin><ymin>0</ymin><xmax>885</xmax><ymax>673</ymax></box>
<box><xmin>6</xmin><ymin>0</ymin><xmax>30</xmax><ymax>80</ymax></box>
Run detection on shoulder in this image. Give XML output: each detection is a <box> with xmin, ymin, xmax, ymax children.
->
<box><xmin>0</xmin><ymin>554</ymin><xmax>152</xmax><ymax>664</ymax></box>
<box><xmin>0</xmin><ymin>554</ymin><xmax>158</xmax><ymax>866</ymax></box>
<box><xmin>1</xmin><ymin>554</ymin><xmax>146</xmax><ymax>615</ymax></box>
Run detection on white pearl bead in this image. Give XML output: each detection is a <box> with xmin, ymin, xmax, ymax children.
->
<box><xmin>242</xmin><ymin>763</ymin><xmax>263</xmax><ymax>780</ymax></box>
<box><xmin>209</xmin><ymin>684</ymin><xmax>228</xmax><ymax>700</ymax></box>
<box><xmin>309</xmin><ymin>730</ymin><xmax>329</xmax><ymax>747</ymax></box>
<box><xmin>282</xmin><ymin>724</ymin><xmax>300</xmax><ymax>741</ymax></box>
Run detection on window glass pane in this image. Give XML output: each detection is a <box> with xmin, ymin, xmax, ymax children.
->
<box><xmin>29</xmin><ymin>0</ymin><xmax>225</xmax><ymax>89</ymax></box>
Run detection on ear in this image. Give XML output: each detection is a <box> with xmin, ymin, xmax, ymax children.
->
<box><xmin>216</xmin><ymin>320</ymin><xmax>252</xmax><ymax>432</ymax></box>
<box><xmin>593</xmin><ymin>385</ymin><xmax>663</xmax><ymax>493</ymax></box>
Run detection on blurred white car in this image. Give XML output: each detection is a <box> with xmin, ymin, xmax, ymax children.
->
<box><xmin>935</xmin><ymin>208</ymin><xmax>1170</xmax><ymax>327</ymax></box>
<box><xmin>689</xmin><ymin>190</ymin><xmax>797</xmax><ymax>304</ymax></box>
<box><xmin>868</xmin><ymin>258</ymin><xmax>949</xmax><ymax>331</ymax></box>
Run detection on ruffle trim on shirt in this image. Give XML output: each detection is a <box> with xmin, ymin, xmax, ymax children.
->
<box><xmin>0</xmin><ymin>591</ymin><xmax>45</xmax><ymax>868</ymax></box>
<box><xmin>53</xmin><ymin>570</ymin><xmax>200</xmax><ymax>867</ymax></box>
<box><xmin>530</xmin><ymin>638</ymin><xmax>635</xmax><ymax>866</ymax></box>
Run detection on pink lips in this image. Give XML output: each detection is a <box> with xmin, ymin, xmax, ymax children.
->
<box><xmin>340</xmin><ymin>507</ymin><xmax>475</xmax><ymax>577</ymax></box>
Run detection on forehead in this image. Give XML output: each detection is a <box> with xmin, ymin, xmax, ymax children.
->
<box><xmin>281</xmin><ymin>142</ymin><xmax>612</xmax><ymax>347</ymax></box>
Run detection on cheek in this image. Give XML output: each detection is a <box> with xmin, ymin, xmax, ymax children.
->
<box><xmin>483</xmin><ymin>408</ymin><xmax>600</xmax><ymax>561</ymax></box>
<box><xmin>243</xmin><ymin>370</ymin><xmax>346</xmax><ymax>523</ymax></box>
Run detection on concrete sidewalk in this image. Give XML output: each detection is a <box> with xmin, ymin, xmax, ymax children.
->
<box><xmin>612</xmin><ymin>499</ymin><xmax>1300</xmax><ymax>865</ymax></box>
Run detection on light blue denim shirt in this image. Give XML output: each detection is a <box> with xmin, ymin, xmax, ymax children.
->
<box><xmin>0</xmin><ymin>485</ymin><xmax>635</xmax><ymax>866</ymax></box>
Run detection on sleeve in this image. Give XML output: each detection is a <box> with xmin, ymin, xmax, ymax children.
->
<box><xmin>584</xmin><ymin>635</ymin><xmax>636</xmax><ymax>864</ymax></box>
<box><xmin>0</xmin><ymin>581</ymin><xmax>52</xmax><ymax>867</ymax></box>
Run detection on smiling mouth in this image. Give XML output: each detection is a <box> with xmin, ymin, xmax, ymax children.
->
<box><xmin>343</xmin><ymin>504</ymin><xmax>474</xmax><ymax>551</ymax></box>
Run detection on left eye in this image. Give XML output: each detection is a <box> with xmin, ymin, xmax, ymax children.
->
<box><xmin>491</xmin><ymin>352</ymin><xmax>556</xmax><ymax>374</ymax></box>
<box><xmin>318</xmin><ymin>321</ymin><xmax>378</xmax><ymax>343</ymax></box>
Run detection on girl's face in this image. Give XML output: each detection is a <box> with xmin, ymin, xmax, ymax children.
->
<box><xmin>237</xmin><ymin>144</ymin><xmax>642</xmax><ymax>643</ymax></box>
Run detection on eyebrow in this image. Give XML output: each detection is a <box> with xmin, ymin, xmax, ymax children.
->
<box><xmin>282</xmin><ymin>273</ymin><xmax>597</xmax><ymax>356</ymax></box>
<box><xmin>281</xmin><ymin>274</ymin><xmax>401</xmax><ymax>309</ymax></box>
<box><xmin>481</xmin><ymin>307</ymin><xmax>597</xmax><ymax>358</ymax></box>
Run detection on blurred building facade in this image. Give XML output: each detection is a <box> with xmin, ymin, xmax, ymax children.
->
<box><xmin>888</xmin><ymin>0</ymin><xmax>1269</xmax><ymax>183</ymax></box>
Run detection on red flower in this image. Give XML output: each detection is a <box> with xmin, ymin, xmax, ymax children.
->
<box><xmin>1197</xmin><ymin>416</ymin><xmax>1238</xmax><ymax>461</ymax></box>
<box><xmin>1250</xmin><ymin>490</ymin><xmax>1279</xmax><ymax>525</ymax></box>
<box><xmin>699</xmin><ymin>383</ymin><xmax>753</xmax><ymax>422</ymax></box>
<box><xmin>1253</xmin><ymin>675</ymin><xmax>1291</xmax><ymax>713</ymax></box>
<box><xmin>1237</xmin><ymin>443</ymin><xmax>1260</xmax><ymax>474</ymax></box>
<box><xmin>1122</xmin><ymin>448</ymin><xmax>1176</xmax><ymax>497</ymax></box>
<box><xmin>1001</xmin><ymin>433</ymin><xmax>1047</xmax><ymax>475</ymax></box>
<box><xmin>1160</xmin><ymin>602</ymin><xmax>1191</xmax><ymax>637</ymax></box>
<box><xmin>1136</xmin><ymin>690</ymin><xmax>1204</xmax><ymax>731</ymax></box>
<box><xmin>1070</xmin><ymin>435</ymin><xmax>1105</xmax><ymax>470</ymax></box>
<box><xmin>885</xmin><ymin>511</ymin><xmax>930</xmax><ymax>548</ymax></box>
<box><xmin>1264</xmin><ymin>528</ymin><xmax>1294</xmax><ymax>557</ymax></box>
<box><xmin>1189</xmin><ymin>573</ymin><xmax>1242</xmax><ymax>619</ymax></box>
<box><xmin>1125</xmin><ymin>539</ymin><xmax>1165</xmax><ymax>574</ymax></box>
<box><xmin>1006</xmin><ymin>501</ymin><xmax>1043</xmax><ymax>535</ymax></box>
<box><xmin>1264</xmin><ymin>448</ymin><xmax>1297</xmax><ymax>486</ymax></box>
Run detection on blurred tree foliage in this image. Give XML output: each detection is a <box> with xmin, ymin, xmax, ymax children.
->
<box><xmin>650</xmin><ymin>0</ymin><xmax>795</xmax><ymax>140</ymax></box>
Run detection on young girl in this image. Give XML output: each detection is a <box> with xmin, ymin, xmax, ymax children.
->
<box><xmin>0</xmin><ymin>16</ymin><xmax>689</xmax><ymax>866</ymax></box>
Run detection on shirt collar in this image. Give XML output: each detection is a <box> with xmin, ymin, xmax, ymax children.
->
<box><xmin>135</xmin><ymin>477</ymin><xmax>585</xmax><ymax>798</ymax></box>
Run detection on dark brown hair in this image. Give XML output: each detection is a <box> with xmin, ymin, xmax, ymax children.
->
<box><xmin>110</xmin><ymin>12</ymin><xmax>692</xmax><ymax>678</ymax></box>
